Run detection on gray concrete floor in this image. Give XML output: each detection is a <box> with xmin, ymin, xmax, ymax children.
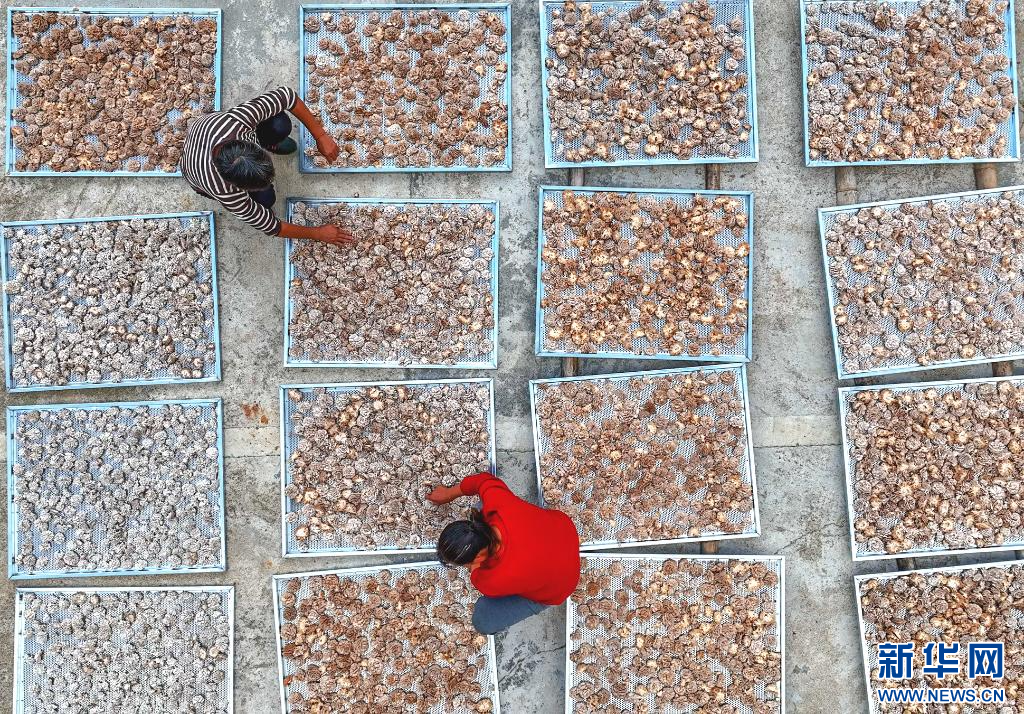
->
<box><xmin>2</xmin><ymin>1</ymin><xmax>1024</xmax><ymax>712</ymax></box>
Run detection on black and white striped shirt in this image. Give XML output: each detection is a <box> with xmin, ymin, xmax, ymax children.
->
<box><xmin>180</xmin><ymin>87</ymin><xmax>298</xmax><ymax>236</ymax></box>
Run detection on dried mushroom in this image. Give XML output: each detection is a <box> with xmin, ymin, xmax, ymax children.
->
<box><xmin>859</xmin><ymin>564</ymin><xmax>1024</xmax><ymax>700</ymax></box>
<box><xmin>534</xmin><ymin>369</ymin><xmax>755</xmax><ymax>545</ymax></box>
<box><xmin>846</xmin><ymin>380</ymin><xmax>1024</xmax><ymax>557</ymax></box>
<box><xmin>9</xmin><ymin>11</ymin><xmax>218</xmax><ymax>173</ymax></box>
<box><xmin>12</xmin><ymin>403</ymin><xmax>223</xmax><ymax>575</ymax></box>
<box><xmin>824</xmin><ymin>190</ymin><xmax>1024</xmax><ymax>374</ymax></box>
<box><xmin>278</xmin><ymin>566</ymin><xmax>497</xmax><ymax>713</ymax></box>
<box><xmin>804</xmin><ymin>0</ymin><xmax>1016</xmax><ymax>163</ymax></box>
<box><xmin>284</xmin><ymin>382</ymin><xmax>492</xmax><ymax>552</ymax></box>
<box><xmin>540</xmin><ymin>190</ymin><xmax>750</xmax><ymax>358</ymax></box>
<box><xmin>301</xmin><ymin>8</ymin><xmax>509</xmax><ymax>169</ymax></box>
<box><xmin>569</xmin><ymin>557</ymin><xmax>783</xmax><ymax>713</ymax></box>
<box><xmin>288</xmin><ymin>201</ymin><xmax>495</xmax><ymax>366</ymax></box>
<box><xmin>20</xmin><ymin>590</ymin><xmax>231</xmax><ymax>713</ymax></box>
<box><xmin>3</xmin><ymin>217</ymin><xmax>218</xmax><ymax>389</ymax></box>
<box><xmin>544</xmin><ymin>0</ymin><xmax>752</xmax><ymax>163</ymax></box>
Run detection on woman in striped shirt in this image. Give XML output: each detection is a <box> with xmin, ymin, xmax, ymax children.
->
<box><xmin>180</xmin><ymin>86</ymin><xmax>352</xmax><ymax>245</ymax></box>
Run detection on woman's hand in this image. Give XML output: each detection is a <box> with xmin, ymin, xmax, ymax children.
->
<box><xmin>315</xmin><ymin>133</ymin><xmax>340</xmax><ymax>163</ymax></box>
<box><xmin>427</xmin><ymin>485</ymin><xmax>461</xmax><ymax>506</ymax></box>
<box><xmin>311</xmin><ymin>224</ymin><xmax>354</xmax><ymax>246</ymax></box>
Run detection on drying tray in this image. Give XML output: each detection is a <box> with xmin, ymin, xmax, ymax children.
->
<box><xmin>0</xmin><ymin>211</ymin><xmax>222</xmax><ymax>392</ymax></box>
<box><xmin>284</xmin><ymin>197</ymin><xmax>499</xmax><ymax>369</ymax></box>
<box><xmin>854</xmin><ymin>560</ymin><xmax>1024</xmax><ymax>713</ymax></box>
<box><xmin>272</xmin><ymin>563</ymin><xmax>500</xmax><ymax>714</ymax></box>
<box><xmin>13</xmin><ymin>585</ymin><xmax>235</xmax><ymax>714</ymax></box>
<box><xmin>530</xmin><ymin>364</ymin><xmax>760</xmax><ymax>550</ymax></box>
<box><xmin>565</xmin><ymin>554</ymin><xmax>785</xmax><ymax>714</ymax></box>
<box><xmin>799</xmin><ymin>0</ymin><xmax>1021</xmax><ymax>166</ymax></box>
<box><xmin>819</xmin><ymin>186</ymin><xmax>1024</xmax><ymax>380</ymax></box>
<box><xmin>297</xmin><ymin>3</ymin><xmax>512</xmax><ymax>172</ymax></box>
<box><xmin>7</xmin><ymin>398</ymin><xmax>226</xmax><ymax>579</ymax></box>
<box><xmin>840</xmin><ymin>375</ymin><xmax>1024</xmax><ymax>562</ymax></box>
<box><xmin>279</xmin><ymin>378</ymin><xmax>496</xmax><ymax>557</ymax></box>
<box><xmin>5</xmin><ymin>6</ymin><xmax>223</xmax><ymax>176</ymax></box>
<box><xmin>536</xmin><ymin>185</ymin><xmax>753</xmax><ymax>361</ymax></box>
<box><xmin>539</xmin><ymin>0</ymin><xmax>759</xmax><ymax>168</ymax></box>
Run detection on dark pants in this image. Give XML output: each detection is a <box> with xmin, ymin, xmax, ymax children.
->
<box><xmin>472</xmin><ymin>595</ymin><xmax>549</xmax><ymax>635</ymax></box>
<box><xmin>255</xmin><ymin>112</ymin><xmax>292</xmax><ymax>150</ymax></box>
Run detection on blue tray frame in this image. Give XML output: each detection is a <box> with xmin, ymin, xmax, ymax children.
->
<box><xmin>272</xmin><ymin>564</ymin><xmax>500</xmax><ymax>714</ymax></box>
<box><xmin>284</xmin><ymin>197</ymin><xmax>499</xmax><ymax>369</ymax></box>
<box><xmin>539</xmin><ymin>0</ymin><xmax>759</xmax><ymax>168</ymax></box>
<box><xmin>6</xmin><ymin>398</ymin><xmax>227</xmax><ymax>580</ymax></box>
<box><xmin>0</xmin><ymin>211</ymin><xmax>223</xmax><ymax>392</ymax></box>
<box><xmin>297</xmin><ymin>3</ymin><xmax>512</xmax><ymax>173</ymax></box>
<box><xmin>529</xmin><ymin>364</ymin><xmax>760</xmax><ymax>550</ymax></box>
<box><xmin>854</xmin><ymin>560</ymin><xmax>1022</xmax><ymax>714</ymax></box>
<box><xmin>5</xmin><ymin>6</ymin><xmax>223</xmax><ymax>177</ymax></box>
<box><xmin>13</xmin><ymin>585</ymin><xmax>235</xmax><ymax>714</ymax></box>
<box><xmin>799</xmin><ymin>0</ymin><xmax>1022</xmax><ymax>167</ymax></box>
<box><xmin>564</xmin><ymin>554</ymin><xmax>785</xmax><ymax>714</ymax></box>
<box><xmin>535</xmin><ymin>185</ymin><xmax>754</xmax><ymax>362</ymax></box>
<box><xmin>279</xmin><ymin>378</ymin><xmax>497</xmax><ymax>557</ymax></box>
<box><xmin>819</xmin><ymin>185</ymin><xmax>1024</xmax><ymax>380</ymax></box>
<box><xmin>839</xmin><ymin>375</ymin><xmax>1024</xmax><ymax>562</ymax></box>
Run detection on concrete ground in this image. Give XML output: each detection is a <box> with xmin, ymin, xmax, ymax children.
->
<box><xmin>2</xmin><ymin>0</ymin><xmax>1024</xmax><ymax>712</ymax></box>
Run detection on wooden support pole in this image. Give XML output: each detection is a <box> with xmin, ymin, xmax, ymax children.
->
<box><xmin>835</xmin><ymin>167</ymin><xmax>858</xmax><ymax>206</ymax></box>
<box><xmin>896</xmin><ymin>558</ymin><xmax>916</xmax><ymax>572</ymax></box>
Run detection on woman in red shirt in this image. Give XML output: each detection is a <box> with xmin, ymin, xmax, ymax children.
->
<box><xmin>427</xmin><ymin>472</ymin><xmax>581</xmax><ymax>634</ymax></box>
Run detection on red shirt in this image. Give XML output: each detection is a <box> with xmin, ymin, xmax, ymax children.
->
<box><xmin>460</xmin><ymin>472</ymin><xmax>581</xmax><ymax>606</ymax></box>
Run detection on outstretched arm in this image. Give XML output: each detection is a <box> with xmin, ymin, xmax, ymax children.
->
<box><xmin>278</xmin><ymin>220</ymin><xmax>354</xmax><ymax>246</ymax></box>
<box><xmin>427</xmin><ymin>484</ymin><xmax>465</xmax><ymax>506</ymax></box>
<box><xmin>427</xmin><ymin>472</ymin><xmax>501</xmax><ymax>505</ymax></box>
<box><xmin>289</xmin><ymin>97</ymin><xmax>340</xmax><ymax>163</ymax></box>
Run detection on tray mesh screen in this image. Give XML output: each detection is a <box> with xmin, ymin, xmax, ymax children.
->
<box><xmin>533</xmin><ymin>367</ymin><xmax>756</xmax><ymax>548</ymax></box>
<box><xmin>538</xmin><ymin>188</ymin><xmax>751</xmax><ymax>359</ymax></box>
<box><xmin>821</xmin><ymin>189</ymin><xmax>1024</xmax><ymax>377</ymax></box>
<box><xmin>803</xmin><ymin>0</ymin><xmax>1019</xmax><ymax>165</ymax></box>
<box><xmin>275</xmin><ymin>564</ymin><xmax>499</xmax><ymax>713</ymax></box>
<box><xmin>3</xmin><ymin>214</ymin><xmax>220</xmax><ymax>390</ymax></box>
<box><xmin>542</xmin><ymin>0</ymin><xmax>756</xmax><ymax>167</ymax></box>
<box><xmin>9</xmin><ymin>401</ymin><xmax>224</xmax><ymax>578</ymax></box>
<box><xmin>299</xmin><ymin>5</ymin><xmax>511</xmax><ymax>171</ymax></box>
<box><xmin>7</xmin><ymin>9</ymin><xmax>220</xmax><ymax>175</ymax></box>
<box><xmin>282</xmin><ymin>381</ymin><xmax>495</xmax><ymax>556</ymax></box>
<box><xmin>857</xmin><ymin>563</ymin><xmax>1024</xmax><ymax>713</ymax></box>
<box><xmin>15</xmin><ymin>588</ymin><xmax>233</xmax><ymax>714</ymax></box>
<box><xmin>286</xmin><ymin>200</ymin><xmax>497</xmax><ymax>368</ymax></box>
<box><xmin>567</xmin><ymin>555</ymin><xmax>783</xmax><ymax>713</ymax></box>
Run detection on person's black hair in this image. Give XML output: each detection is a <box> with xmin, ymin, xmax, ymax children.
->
<box><xmin>437</xmin><ymin>510</ymin><xmax>495</xmax><ymax>566</ymax></box>
<box><xmin>213</xmin><ymin>139</ymin><xmax>274</xmax><ymax>191</ymax></box>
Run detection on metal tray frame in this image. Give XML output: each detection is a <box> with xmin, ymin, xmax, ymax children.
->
<box><xmin>819</xmin><ymin>185</ymin><xmax>1024</xmax><ymax>380</ymax></box>
<box><xmin>6</xmin><ymin>398</ymin><xmax>227</xmax><ymax>580</ymax></box>
<box><xmin>536</xmin><ymin>185</ymin><xmax>754</xmax><ymax>361</ymax></box>
<box><xmin>839</xmin><ymin>375</ymin><xmax>1024</xmax><ymax>562</ymax></box>
<box><xmin>799</xmin><ymin>0</ymin><xmax>1022</xmax><ymax>167</ymax></box>
<box><xmin>564</xmin><ymin>554</ymin><xmax>785</xmax><ymax>714</ymax></box>
<box><xmin>0</xmin><ymin>211</ymin><xmax>223</xmax><ymax>392</ymax></box>
<box><xmin>539</xmin><ymin>0</ymin><xmax>759</xmax><ymax>168</ymax></box>
<box><xmin>5</xmin><ymin>6</ymin><xmax>223</xmax><ymax>177</ymax></box>
<box><xmin>272</xmin><ymin>562</ymin><xmax>501</xmax><ymax>714</ymax></box>
<box><xmin>530</xmin><ymin>364</ymin><xmax>760</xmax><ymax>550</ymax></box>
<box><xmin>283</xmin><ymin>197</ymin><xmax>499</xmax><ymax>369</ymax></box>
<box><xmin>13</xmin><ymin>585</ymin><xmax>235</xmax><ymax>714</ymax></box>
<box><xmin>296</xmin><ymin>3</ymin><xmax>513</xmax><ymax>173</ymax></box>
<box><xmin>279</xmin><ymin>377</ymin><xmax>497</xmax><ymax>558</ymax></box>
<box><xmin>854</xmin><ymin>559</ymin><xmax>1022</xmax><ymax>714</ymax></box>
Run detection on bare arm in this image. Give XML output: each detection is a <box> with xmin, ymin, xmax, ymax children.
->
<box><xmin>426</xmin><ymin>484</ymin><xmax>465</xmax><ymax>506</ymax></box>
<box><xmin>289</xmin><ymin>96</ymin><xmax>340</xmax><ymax>162</ymax></box>
<box><xmin>278</xmin><ymin>220</ymin><xmax>353</xmax><ymax>246</ymax></box>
